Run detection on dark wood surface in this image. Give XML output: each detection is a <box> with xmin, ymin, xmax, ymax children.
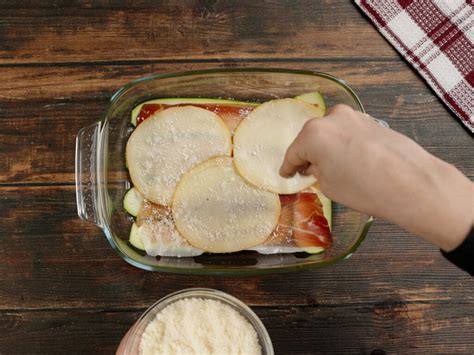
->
<box><xmin>1</xmin><ymin>1</ymin><xmax>472</xmax><ymax>354</ymax></box>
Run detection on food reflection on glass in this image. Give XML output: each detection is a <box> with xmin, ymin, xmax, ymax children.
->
<box><xmin>124</xmin><ymin>92</ymin><xmax>332</xmax><ymax>257</ymax></box>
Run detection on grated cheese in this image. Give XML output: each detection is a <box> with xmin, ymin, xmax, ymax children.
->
<box><xmin>136</xmin><ymin>201</ymin><xmax>203</xmax><ymax>257</ymax></box>
<box><xmin>233</xmin><ymin>98</ymin><xmax>320</xmax><ymax>194</ymax></box>
<box><xmin>172</xmin><ymin>157</ymin><xmax>280</xmax><ymax>253</ymax></box>
<box><xmin>139</xmin><ymin>298</ymin><xmax>262</xmax><ymax>355</ymax></box>
<box><xmin>126</xmin><ymin>106</ymin><xmax>232</xmax><ymax>206</ymax></box>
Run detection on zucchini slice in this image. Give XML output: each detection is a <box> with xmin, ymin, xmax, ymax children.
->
<box><xmin>295</xmin><ymin>91</ymin><xmax>327</xmax><ymax>116</ymax></box>
<box><xmin>131</xmin><ymin>93</ymin><xmax>326</xmax><ymax>126</ymax></box>
<box><xmin>123</xmin><ymin>187</ymin><xmax>143</xmax><ymax>217</ymax></box>
<box><xmin>129</xmin><ymin>222</ymin><xmax>145</xmax><ymax>251</ymax></box>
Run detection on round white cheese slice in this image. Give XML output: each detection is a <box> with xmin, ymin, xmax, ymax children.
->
<box><xmin>126</xmin><ymin>106</ymin><xmax>232</xmax><ymax>205</ymax></box>
<box><xmin>233</xmin><ymin>98</ymin><xmax>322</xmax><ymax>194</ymax></box>
<box><xmin>172</xmin><ymin>157</ymin><xmax>280</xmax><ymax>253</ymax></box>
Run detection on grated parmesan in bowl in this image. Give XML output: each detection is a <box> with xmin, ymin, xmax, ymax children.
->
<box><xmin>119</xmin><ymin>288</ymin><xmax>273</xmax><ymax>355</ymax></box>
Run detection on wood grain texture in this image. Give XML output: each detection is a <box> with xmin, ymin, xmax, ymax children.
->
<box><xmin>0</xmin><ymin>0</ymin><xmax>397</xmax><ymax>65</ymax></box>
<box><xmin>1</xmin><ymin>303</ymin><xmax>473</xmax><ymax>354</ymax></box>
<box><xmin>1</xmin><ymin>61</ymin><xmax>472</xmax><ymax>184</ymax></box>
<box><xmin>1</xmin><ymin>185</ymin><xmax>473</xmax><ymax>310</ymax></box>
<box><xmin>1</xmin><ymin>0</ymin><xmax>473</xmax><ymax>352</ymax></box>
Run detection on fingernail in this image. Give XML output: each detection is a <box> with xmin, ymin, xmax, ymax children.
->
<box><xmin>279</xmin><ymin>170</ymin><xmax>294</xmax><ymax>178</ymax></box>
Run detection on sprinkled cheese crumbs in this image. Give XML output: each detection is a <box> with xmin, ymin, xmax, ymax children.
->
<box><xmin>172</xmin><ymin>157</ymin><xmax>280</xmax><ymax>253</ymax></box>
<box><xmin>139</xmin><ymin>298</ymin><xmax>262</xmax><ymax>355</ymax></box>
<box><xmin>126</xmin><ymin>106</ymin><xmax>231</xmax><ymax>206</ymax></box>
<box><xmin>136</xmin><ymin>201</ymin><xmax>203</xmax><ymax>257</ymax></box>
<box><xmin>233</xmin><ymin>98</ymin><xmax>318</xmax><ymax>194</ymax></box>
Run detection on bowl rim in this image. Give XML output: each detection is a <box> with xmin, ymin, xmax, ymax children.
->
<box><xmin>99</xmin><ymin>68</ymin><xmax>372</xmax><ymax>275</ymax></box>
<box><xmin>123</xmin><ymin>287</ymin><xmax>274</xmax><ymax>354</ymax></box>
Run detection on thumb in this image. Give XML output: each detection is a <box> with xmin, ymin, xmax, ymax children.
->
<box><xmin>279</xmin><ymin>129</ymin><xmax>310</xmax><ymax>178</ymax></box>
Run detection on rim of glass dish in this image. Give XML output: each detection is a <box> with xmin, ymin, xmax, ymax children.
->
<box><xmin>125</xmin><ymin>288</ymin><xmax>274</xmax><ymax>354</ymax></box>
<box><xmin>109</xmin><ymin>67</ymin><xmax>365</xmax><ymax>114</ymax></box>
<box><xmin>99</xmin><ymin>68</ymin><xmax>371</xmax><ymax>275</ymax></box>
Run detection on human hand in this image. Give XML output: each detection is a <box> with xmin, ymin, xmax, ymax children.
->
<box><xmin>280</xmin><ymin>104</ymin><xmax>473</xmax><ymax>251</ymax></box>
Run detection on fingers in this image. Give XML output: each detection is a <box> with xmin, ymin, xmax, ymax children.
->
<box><xmin>279</xmin><ymin>128</ymin><xmax>310</xmax><ymax>178</ymax></box>
<box><xmin>298</xmin><ymin>163</ymin><xmax>320</xmax><ymax>178</ymax></box>
<box><xmin>298</xmin><ymin>164</ymin><xmax>311</xmax><ymax>176</ymax></box>
<box><xmin>306</xmin><ymin>164</ymin><xmax>321</xmax><ymax>179</ymax></box>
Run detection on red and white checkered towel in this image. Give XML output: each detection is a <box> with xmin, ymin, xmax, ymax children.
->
<box><xmin>355</xmin><ymin>0</ymin><xmax>473</xmax><ymax>133</ymax></box>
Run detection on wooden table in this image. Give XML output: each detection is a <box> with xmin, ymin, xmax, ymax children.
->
<box><xmin>1</xmin><ymin>1</ymin><xmax>473</xmax><ymax>353</ymax></box>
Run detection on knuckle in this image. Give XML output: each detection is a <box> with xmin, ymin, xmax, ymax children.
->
<box><xmin>305</xmin><ymin>117</ymin><xmax>329</xmax><ymax>137</ymax></box>
<box><xmin>331</xmin><ymin>104</ymin><xmax>355</xmax><ymax>119</ymax></box>
<box><xmin>302</xmin><ymin>117</ymin><xmax>319</xmax><ymax>132</ymax></box>
<box><xmin>302</xmin><ymin>118</ymin><xmax>329</xmax><ymax>141</ymax></box>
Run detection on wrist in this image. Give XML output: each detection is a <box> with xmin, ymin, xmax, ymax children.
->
<box><xmin>434</xmin><ymin>160</ymin><xmax>474</xmax><ymax>251</ymax></box>
<box><xmin>408</xmin><ymin>155</ymin><xmax>472</xmax><ymax>251</ymax></box>
<box><xmin>374</xmin><ymin>146</ymin><xmax>472</xmax><ymax>251</ymax></box>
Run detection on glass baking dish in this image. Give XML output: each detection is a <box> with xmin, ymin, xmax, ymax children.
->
<box><xmin>75</xmin><ymin>68</ymin><xmax>373</xmax><ymax>274</ymax></box>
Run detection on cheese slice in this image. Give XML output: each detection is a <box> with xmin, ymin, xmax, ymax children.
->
<box><xmin>233</xmin><ymin>98</ymin><xmax>323</xmax><ymax>194</ymax></box>
<box><xmin>172</xmin><ymin>157</ymin><xmax>281</xmax><ymax>253</ymax></box>
<box><xmin>126</xmin><ymin>106</ymin><xmax>232</xmax><ymax>205</ymax></box>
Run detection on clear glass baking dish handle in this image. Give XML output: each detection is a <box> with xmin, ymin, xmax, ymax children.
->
<box><xmin>75</xmin><ymin>121</ymin><xmax>102</xmax><ymax>225</ymax></box>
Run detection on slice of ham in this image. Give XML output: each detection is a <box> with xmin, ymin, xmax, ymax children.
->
<box><xmin>252</xmin><ymin>191</ymin><xmax>331</xmax><ymax>254</ymax></box>
<box><xmin>291</xmin><ymin>192</ymin><xmax>331</xmax><ymax>249</ymax></box>
<box><xmin>137</xmin><ymin>103</ymin><xmax>255</xmax><ymax>132</ymax></box>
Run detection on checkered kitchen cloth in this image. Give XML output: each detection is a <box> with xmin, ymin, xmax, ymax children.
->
<box><xmin>355</xmin><ymin>0</ymin><xmax>474</xmax><ymax>133</ymax></box>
